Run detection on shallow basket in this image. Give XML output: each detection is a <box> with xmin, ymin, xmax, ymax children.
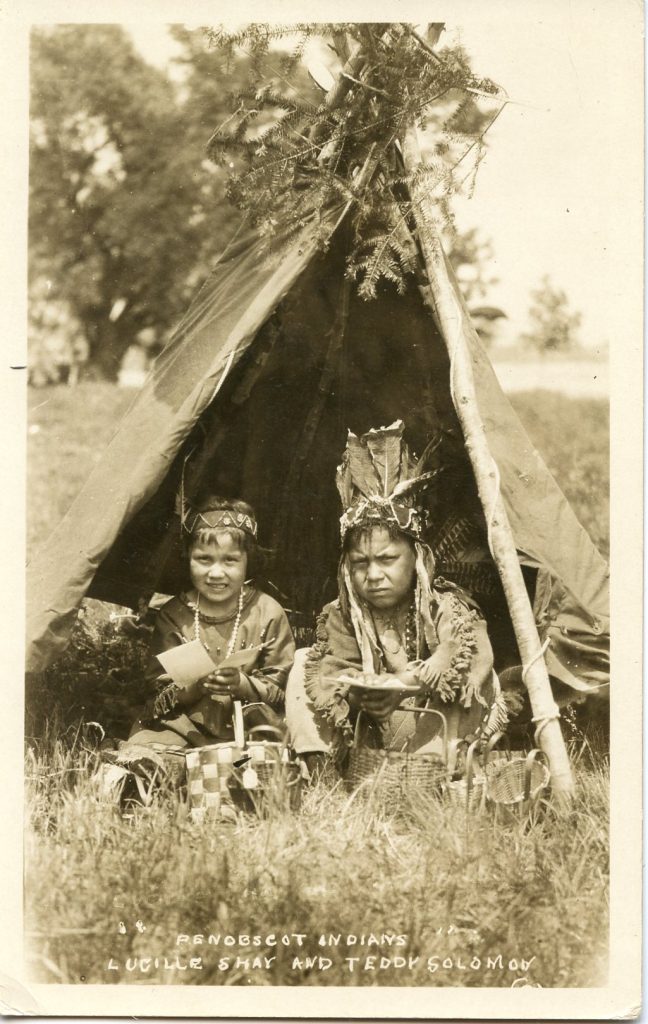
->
<box><xmin>346</xmin><ymin>707</ymin><xmax>449</xmax><ymax>799</ymax></box>
<box><xmin>347</xmin><ymin>746</ymin><xmax>447</xmax><ymax>797</ymax></box>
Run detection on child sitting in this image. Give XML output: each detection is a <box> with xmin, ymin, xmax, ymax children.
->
<box><xmin>286</xmin><ymin>422</ymin><xmax>507</xmax><ymax>772</ymax></box>
<box><xmin>128</xmin><ymin>495</ymin><xmax>295</xmax><ymax>751</ymax></box>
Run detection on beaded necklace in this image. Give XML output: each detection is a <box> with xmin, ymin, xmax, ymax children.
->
<box><xmin>192</xmin><ymin>589</ymin><xmax>244</xmax><ymax>658</ymax></box>
<box><xmin>372</xmin><ymin>603</ymin><xmax>418</xmax><ymax>662</ymax></box>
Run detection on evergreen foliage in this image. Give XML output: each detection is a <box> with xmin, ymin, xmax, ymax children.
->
<box><xmin>203</xmin><ymin>23</ymin><xmax>506</xmax><ymax>298</ymax></box>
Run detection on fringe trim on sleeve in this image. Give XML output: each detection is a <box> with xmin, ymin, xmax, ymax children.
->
<box><xmin>303</xmin><ymin>610</ymin><xmax>355</xmax><ymax>751</ymax></box>
<box><xmin>480</xmin><ymin>689</ymin><xmax>510</xmax><ymax>738</ymax></box>
<box><xmin>151</xmin><ymin>682</ymin><xmax>183</xmax><ymax>719</ymax></box>
<box><xmin>417</xmin><ymin>592</ymin><xmax>481</xmax><ymax>704</ymax></box>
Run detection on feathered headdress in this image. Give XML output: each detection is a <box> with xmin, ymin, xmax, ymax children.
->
<box><xmin>336</xmin><ymin>421</ymin><xmax>442</xmax><ymax>671</ymax></box>
<box><xmin>336</xmin><ymin>420</ymin><xmax>439</xmax><ymax>540</ymax></box>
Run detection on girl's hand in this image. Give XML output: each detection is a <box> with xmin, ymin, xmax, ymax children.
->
<box><xmin>202</xmin><ymin>667</ymin><xmax>245</xmax><ymax>700</ymax></box>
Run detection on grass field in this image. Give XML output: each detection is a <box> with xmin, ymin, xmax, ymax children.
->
<box><xmin>25</xmin><ymin>729</ymin><xmax>608</xmax><ymax>988</ymax></box>
<box><xmin>25</xmin><ymin>382</ymin><xmax>610</xmax><ymax>989</ymax></box>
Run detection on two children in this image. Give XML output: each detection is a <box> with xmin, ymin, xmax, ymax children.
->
<box><xmin>126</xmin><ymin>421</ymin><xmax>506</xmax><ymax>784</ymax></box>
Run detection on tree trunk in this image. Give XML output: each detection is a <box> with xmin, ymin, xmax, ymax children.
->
<box><xmin>402</xmin><ymin>127</ymin><xmax>575</xmax><ymax>802</ymax></box>
<box><xmin>84</xmin><ymin>314</ymin><xmax>132</xmax><ymax>382</ymax></box>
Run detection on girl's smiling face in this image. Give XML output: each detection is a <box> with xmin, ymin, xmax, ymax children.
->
<box><xmin>347</xmin><ymin>526</ymin><xmax>416</xmax><ymax>611</ymax></box>
<box><xmin>189</xmin><ymin>532</ymin><xmax>248</xmax><ymax>613</ymax></box>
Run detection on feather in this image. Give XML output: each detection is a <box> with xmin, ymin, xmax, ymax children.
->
<box><xmin>390</xmin><ymin>468</ymin><xmax>441</xmax><ymax>498</ymax></box>
<box><xmin>400</xmin><ymin>447</ymin><xmax>418</xmax><ymax>481</ymax></box>
<box><xmin>346</xmin><ymin>431</ymin><xmax>380</xmax><ymax>498</ymax></box>
<box><xmin>175</xmin><ymin>447</ymin><xmax>197</xmax><ymax>528</ymax></box>
<box><xmin>415</xmin><ymin>434</ymin><xmax>443</xmax><ymax>473</ymax></box>
<box><xmin>335</xmin><ymin>451</ymin><xmax>354</xmax><ymax>510</ymax></box>
<box><xmin>365</xmin><ymin>423</ymin><xmax>403</xmax><ymax>497</ymax></box>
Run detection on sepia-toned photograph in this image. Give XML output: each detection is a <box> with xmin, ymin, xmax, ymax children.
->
<box><xmin>4</xmin><ymin>1</ymin><xmax>642</xmax><ymax>1018</ymax></box>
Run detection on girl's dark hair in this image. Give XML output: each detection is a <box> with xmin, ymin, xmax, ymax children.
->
<box><xmin>185</xmin><ymin>496</ymin><xmax>261</xmax><ymax>578</ymax></box>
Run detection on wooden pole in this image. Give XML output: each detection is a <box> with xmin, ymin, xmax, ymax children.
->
<box><xmin>309</xmin><ymin>40</ymin><xmax>365</xmax><ymax>149</ymax></box>
<box><xmin>402</xmin><ymin>127</ymin><xmax>575</xmax><ymax>801</ymax></box>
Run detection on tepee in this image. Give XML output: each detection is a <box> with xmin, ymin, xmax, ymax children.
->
<box><xmin>26</xmin><ymin>25</ymin><xmax>609</xmax><ymax>797</ymax></box>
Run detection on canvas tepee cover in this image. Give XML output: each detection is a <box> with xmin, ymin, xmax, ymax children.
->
<box><xmin>26</xmin><ymin>207</ymin><xmax>609</xmax><ymax>696</ymax></box>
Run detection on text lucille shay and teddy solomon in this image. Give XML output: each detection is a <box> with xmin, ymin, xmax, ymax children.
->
<box><xmin>105</xmin><ymin>926</ymin><xmax>537</xmax><ymax>977</ymax></box>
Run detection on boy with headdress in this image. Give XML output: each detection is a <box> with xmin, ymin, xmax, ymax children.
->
<box><xmin>286</xmin><ymin>421</ymin><xmax>507</xmax><ymax>769</ymax></box>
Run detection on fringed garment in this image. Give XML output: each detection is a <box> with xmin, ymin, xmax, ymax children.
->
<box><xmin>304</xmin><ymin>577</ymin><xmax>508</xmax><ymax>757</ymax></box>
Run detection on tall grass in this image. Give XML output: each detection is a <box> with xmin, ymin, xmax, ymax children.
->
<box><xmin>25</xmin><ymin>728</ymin><xmax>608</xmax><ymax>988</ymax></box>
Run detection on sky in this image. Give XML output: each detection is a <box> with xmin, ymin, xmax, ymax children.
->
<box><xmin>125</xmin><ymin>6</ymin><xmax>641</xmax><ymax>350</ymax></box>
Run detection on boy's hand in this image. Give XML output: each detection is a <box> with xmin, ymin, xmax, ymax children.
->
<box><xmin>358</xmin><ymin>687</ymin><xmax>406</xmax><ymax>722</ymax></box>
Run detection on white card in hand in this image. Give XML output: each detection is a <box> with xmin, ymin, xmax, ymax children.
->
<box><xmin>219</xmin><ymin>643</ymin><xmax>265</xmax><ymax>671</ymax></box>
<box><xmin>156</xmin><ymin>640</ymin><xmax>216</xmax><ymax>688</ymax></box>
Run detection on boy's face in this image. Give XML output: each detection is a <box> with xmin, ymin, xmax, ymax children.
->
<box><xmin>189</xmin><ymin>532</ymin><xmax>247</xmax><ymax>611</ymax></box>
<box><xmin>347</xmin><ymin>526</ymin><xmax>416</xmax><ymax>611</ymax></box>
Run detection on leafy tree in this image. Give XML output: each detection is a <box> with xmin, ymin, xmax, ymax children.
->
<box><xmin>447</xmin><ymin>226</ymin><xmax>498</xmax><ymax>305</ymax></box>
<box><xmin>521</xmin><ymin>275</ymin><xmax>582</xmax><ymax>354</ymax></box>
<box><xmin>29</xmin><ymin>26</ymin><xmax>235</xmax><ymax>379</ymax></box>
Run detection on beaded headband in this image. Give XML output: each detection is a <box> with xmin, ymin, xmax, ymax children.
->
<box><xmin>340</xmin><ymin>495</ymin><xmax>428</xmax><ymax>540</ymax></box>
<box><xmin>183</xmin><ymin>508</ymin><xmax>258</xmax><ymax>539</ymax></box>
<box><xmin>175</xmin><ymin>451</ymin><xmax>258</xmax><ymax>539</ymax></box>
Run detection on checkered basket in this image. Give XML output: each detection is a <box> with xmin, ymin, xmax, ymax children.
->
<box><xmin>185</xmin><ymin>738</ymin><xmax>245</xmax><ymax>821</ymax></box>
<box><xmin>185</xmin><ymin>702</ymin><xmax>300</xmax><ymax>820</ymax></box>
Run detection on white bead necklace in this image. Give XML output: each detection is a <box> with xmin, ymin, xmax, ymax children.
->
<box><xmin>193</xmin><ymin>588</ymin><xmax>244</xmax><ymax>658</ymax></box>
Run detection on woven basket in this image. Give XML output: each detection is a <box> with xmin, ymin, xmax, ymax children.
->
<box><xmin>445</xmin><ymin>739</ymin><xmax>486</xmax><ymax>811</ymax></box>
<box><xmin>231</xmin><ymin>724</ymin><xmax>302</xmax><ymax>812</ymax></box>
<box><xmin>346</xmin><ymin>707</ymin><xmax>449</xmax><ymax>798</ymax></box>
<box><xmin>485</xmin><ymin>749</ymin><xmax>551</xmax><ymax>819</ymax></box>
<box><xmin>185</xmin><ymin>707</ymin><xmax>301</xmax><ymax>820</ymax></box>
<box><xmin>185</xmin><ymin>739</ymin><xmax>245</xmax><ymax>820</ymax></box>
